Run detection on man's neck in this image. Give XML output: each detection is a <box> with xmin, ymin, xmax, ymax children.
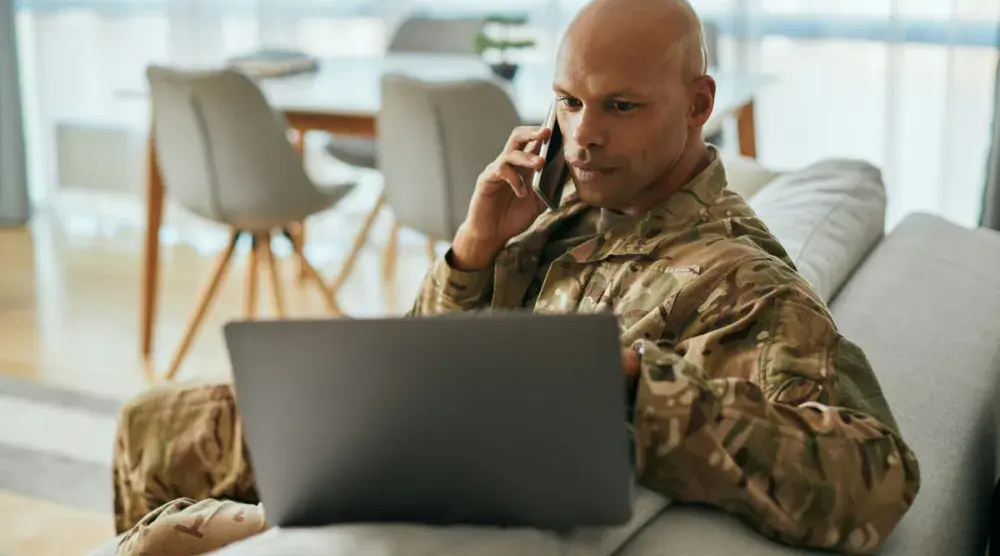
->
<box><xmin>619</xmin><ymin>140</ymin><xmax>711</xmax><ymax>217</ymax></box>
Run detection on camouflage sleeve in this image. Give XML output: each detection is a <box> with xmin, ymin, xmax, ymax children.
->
<box><xmin>116</xmin><ymin>498</ymin><xmax>268</xmax><ymax>555</ymax></box>
<box><xmin>631</xmin><ymin>261</ymin><xmax>920</xmax><ymax>554</ymax></box>
<box><xmin>406</xmin><ymin>248</ymin><xmax>495</xmax><ymax>317</ymax></box>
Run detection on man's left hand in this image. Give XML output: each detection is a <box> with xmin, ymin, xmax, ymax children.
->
<box><xmin>622</xmin><ymin>348</ymin><xmax>641</xmax><ymax>377</ymax></box>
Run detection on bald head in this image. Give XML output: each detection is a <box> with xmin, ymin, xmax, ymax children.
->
<box><xmin>549</xmin><ymin>0</ymin><xmax>716</xmax><ymax>214</ymax></box>
<box><xmin>562</xmin><ymin>0</ymin><xmax>708</xmax><ymax>82</ymax></box>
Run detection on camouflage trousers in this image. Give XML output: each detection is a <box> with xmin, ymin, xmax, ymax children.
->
<box><xmin>113</xmin><ymin>382</ymin><xmax>269</xmax><ymax>554</ymax></box>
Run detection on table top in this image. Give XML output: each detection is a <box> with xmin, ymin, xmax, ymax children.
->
<box><xmin>104</xmin><ymin>53</ymin><xmax>772</xmax><ymax>128</ymax></box>
<box><xmin>260</xmin><ymin>54</ymin><xmax>773</xmax><ymax>125</ymax></box>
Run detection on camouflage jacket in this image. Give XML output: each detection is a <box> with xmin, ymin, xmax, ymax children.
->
<box><xmin>408</xmin><ymin>149</ymin><xmax>920</xmax><ymax>554</ymax></box>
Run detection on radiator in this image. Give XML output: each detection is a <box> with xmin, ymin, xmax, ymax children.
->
<box><xmin>55</xmin><ymin>119</ymin><xmax>148</xmax><ymax>194</ymax></box>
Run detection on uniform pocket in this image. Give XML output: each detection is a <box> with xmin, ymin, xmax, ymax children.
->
<box><xmin>581</xmin><ymin>259</ymin><xmax>701</xmax><ymax>345</ymax></box>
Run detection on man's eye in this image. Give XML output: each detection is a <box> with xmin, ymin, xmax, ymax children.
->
<box><xmin>560</xmin><ymin>97</ymin><xmax>583</xmax><ymax>109</ymax></box>
<box><xmin>613</xmin><ymin>101</ymin><xmax>637</xmax><ymax>112</ymax></box>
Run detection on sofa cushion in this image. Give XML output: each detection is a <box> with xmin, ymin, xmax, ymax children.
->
<box><xmin>828</xmin><ymin>214</ymin><xmax>1000</xmax><ymax>555</ymax></box>
<box><xmin>207</xmin><ymin>488</ymin><xmax>671</xmax><ymax>555</ymax></box>
<box><xmin>721</xmin><ymin>153</ymin><xmax>781</xmax><ymax>201</ymax></box>
<box><xmin>616</xmin><ymin>213</ymin><xmax>1000</xmax><ymax>556</ymax></box>
<box><xmin>747</xmin><ymin>159</ymin><xmax>886</xmax><ymax>303</ymax></box>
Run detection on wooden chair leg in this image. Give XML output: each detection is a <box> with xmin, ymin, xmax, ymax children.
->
<box><xmin>289</xmin><ymin>128</ymin><xmax>309</xmax><ymax>286</ymax></box>
<box><xmin>294</xmin><ymin>221</ymin><xmax>309</xmax><ymax>285</ymax></box>
<box><xmin>382</xmin><ymin>218</ymin><xmax>401</xmax><ymax>314</ymax></box>
<box><xmin>245</xmin><ymin>234</ymin><xmax>261</xmax><ymax>319</ymax></box>
<box><xmin>737</xmin><ymin>100</ymin><xmax>757</xmax><ymax>159</ymax></box>
<box><xmin>261</xmin><ymin>232</ymin><xmax>286</xmax><ymax>318</ymax></box>
<box><xmin>282</xmin><ymin>228</ymin><xmax>343</xmax><ymax>316</ymax></box>
<box><xmin>140</xmin><ymin>132</ymin><xmax>164</xmax><ymax>381</ymax></box>
<box><xmin>330</xmin><ymin>192</ymin><xmax>386</xmax><ymax>296</ymax></box>
<box><xmin>292</xmin><ymin>128</ymin><xmax>305</xmax><ymax>156</ymax></box>
<box><xmin>163</xmin><ymin>230</ymin><xmax>241</xmax><ymax>381</ymax></box>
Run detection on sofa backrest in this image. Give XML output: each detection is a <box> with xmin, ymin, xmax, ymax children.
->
<box><xmin>731</xmin><ymin>159</ymin><xmax>887</xmax><ymax>303</ymax></box>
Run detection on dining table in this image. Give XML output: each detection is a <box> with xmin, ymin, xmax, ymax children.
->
<box><xmin>139</xmin><ymin>53</ymin><xmax>774</xmax><ymax>374</ymax></box>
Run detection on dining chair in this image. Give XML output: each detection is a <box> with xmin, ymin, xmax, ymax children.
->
<box><xmin>375</xmin><ymin>73</ymin><xmax>522</xmax><ymax>312</ymax></box>
<box><xmin>387</xmin><ymin>16</ymin><xmax>487</xmax><ymax>55</ymax></box>
<box><xmin>325</xmin><ymin>16</ymin><xmax>487</xmax><ymax>170</ymax></box>
<box><xmin>145</xmin><ymin>66</ymin><xmax>359</xmax><ymax>380</ymax></box>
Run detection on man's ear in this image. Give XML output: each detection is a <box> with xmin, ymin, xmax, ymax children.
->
<box><xmin>689</xmin><ymin>75</ymin><xmax>716</xmax><ymax>126</ymax></box>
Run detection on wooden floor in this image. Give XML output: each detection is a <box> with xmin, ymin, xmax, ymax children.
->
<box><xmin>0</xmin><ymin>179</ymin><xmax>433</xmax><ymax>398</ymax></box>
<box><xmin>0</xmin><ymin>172</ymin><xmax>436</xmax><ymax>555</ymax></box>
<box><xmin>0</xmin><ymin>491</ymin><xmax>112</xmax><ymax>556</ymax></box>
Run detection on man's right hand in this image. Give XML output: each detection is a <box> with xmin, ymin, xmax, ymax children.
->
<box><xmin>450</xmin><ymin>126</ymin><xmax>552</xmax><ymax>271</ymax></box>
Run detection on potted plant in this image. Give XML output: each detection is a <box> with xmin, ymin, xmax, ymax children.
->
<box><xmin>474</xmin><ymin>14</ymin><xmax>536</xmax><ymax>81</ymax></box>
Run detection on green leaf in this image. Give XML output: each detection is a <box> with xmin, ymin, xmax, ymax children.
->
<box><xmin>474</xmin><ymin>34</ymin><xmax>536</xmax><ymax>52</ymax></box>
<box><xmin>502</xmin><ymin>39</ymin><xmax>535</xmax><ymax>49</ymax></box>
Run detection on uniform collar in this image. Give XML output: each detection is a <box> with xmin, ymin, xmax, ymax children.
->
<box><xmin>526</xmin><ymin>145</ymin><xmax>728</xmax><ymax>263</ymax></box>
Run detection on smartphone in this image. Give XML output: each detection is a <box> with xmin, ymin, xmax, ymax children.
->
<box><xmin>531</xmin><ymin>101</ymin><xmax>568</xmax><ymax>211</ymax></box>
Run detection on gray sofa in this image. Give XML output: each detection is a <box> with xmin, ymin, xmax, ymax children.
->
<box><xmin>621</xmin><ymin>216</ymin><xmax>1000</xmax><ymax>556</ymax></box>
<box><xmin>91</xmin><ymin>155</ymin><xmax>1000</xmax><ymax>555</ymax></box>
<box><xmin>617</xmin><ymin>157</ymin><xmax>1000</xmax><ymax>556</ymax></box>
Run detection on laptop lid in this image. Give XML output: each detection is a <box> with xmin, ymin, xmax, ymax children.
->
<box><xmin>224</xmin><ymin>311</ymin><xmax>634</xmax><ymax>531</ymax></box>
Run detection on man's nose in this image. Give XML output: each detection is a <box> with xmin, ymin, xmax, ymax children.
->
<box><xmin>569</xmin><ymin>109</ymin><xmax>606</xmax><ymax>149</ymax></box>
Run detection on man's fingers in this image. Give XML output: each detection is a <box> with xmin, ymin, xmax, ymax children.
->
<box><xmin>622</xmin><ymin>348</ymin><xmax>641</xmax><ymax>377</ymax></box>
<box><xmin>492</xmin><ymin>162</ymin><xmax>527</xmax><ymax>197</ymax></box>
<box><xmin>484</xmin><ymin>125</ymin><xmax>553</xmax><ymax>198</ymax></box>
<box><xmin>504</xmin><ymin>149</ymin><xmax>545</xmax><ymax>172</ymax></box>
<box><xmin>506</xmin><ymin>126</ymin><xmax>552</xmax><ymax>153</ymax></box>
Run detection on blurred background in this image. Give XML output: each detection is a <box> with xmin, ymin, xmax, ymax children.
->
<box><xmin>1</xmin><ymin>2</ymin><xmax>999</xmax><ymax>554</ymax></box>
<box><xmin>10</xmin><ymin>0</ymin><xmax>1000</xmax><ymax>229</ymax></box>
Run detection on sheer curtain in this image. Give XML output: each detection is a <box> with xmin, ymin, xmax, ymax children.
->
<box><xmin>12</xmin><ymin>0</ymin><xmax>557</xmax><ymax>206</ymax></box>
<box><xmin>554</xmin><ymin>0</ymin><xmax>999</xmax><ymax>228</ymax></box>
<box><xmin>1</xmin><ymin>0</ymin><xmax>29</xmax><ymax>225</ymax></box>
<box><xmin>14</xmin><ymin>0</ymin><xmax>384</xmax><ymax>205</ymax></box>
<box><xmin>692</xmin><ymin>0</ymin><xmax>1000</xmax><ymax>229</ymax></box>
<box><xmin>13</xmin><ymin>0</ymin><xmax>1000</xmax><ymax>229</ymax></box>
<box><xmin>982</xmin><ymin>55</ymin><xmax>1000</xmax><ymax>229</ymax></box>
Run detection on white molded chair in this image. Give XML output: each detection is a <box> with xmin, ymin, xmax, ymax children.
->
<box><xmin>146</xmin><ymin>66</ymin><xmax>359</xmax><ymax>380</ymax></box>
<box><xmin>326</xmin><ymin>16</ymin><xmax>486</xmax><ymax>169</ymax></box>
<box><xmin>374</xmin><ymin>73</ymin><xmax>522</xmax><ymax>311</ymax></box>
<box><xmin>387</xmin><ymin>16</ymin><xmax>487</xmax><ymax>55</ymax></box>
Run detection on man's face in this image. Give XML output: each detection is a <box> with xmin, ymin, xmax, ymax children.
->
<box><xmin>553</xmin><ymin>38</ymin><xmax>710</xmax><ymax>209</ymax></box>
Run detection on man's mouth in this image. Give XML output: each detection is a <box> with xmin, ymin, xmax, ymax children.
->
<box><xmin>570</xmin><ymin>163</ymin><xmax>616</xmax><ymax>181</ymax></box>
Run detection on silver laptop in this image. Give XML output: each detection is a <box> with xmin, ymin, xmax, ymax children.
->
<box><xmin>223</xmin><ymin>311</ymin><xmax>634</xmax><ymax>531</ymax></box>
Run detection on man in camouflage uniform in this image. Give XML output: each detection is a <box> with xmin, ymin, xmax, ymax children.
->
<box><xmin>111</xmin><ymin>0</ymin><xmax>920</xmax><ymax>553</ymax></box>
